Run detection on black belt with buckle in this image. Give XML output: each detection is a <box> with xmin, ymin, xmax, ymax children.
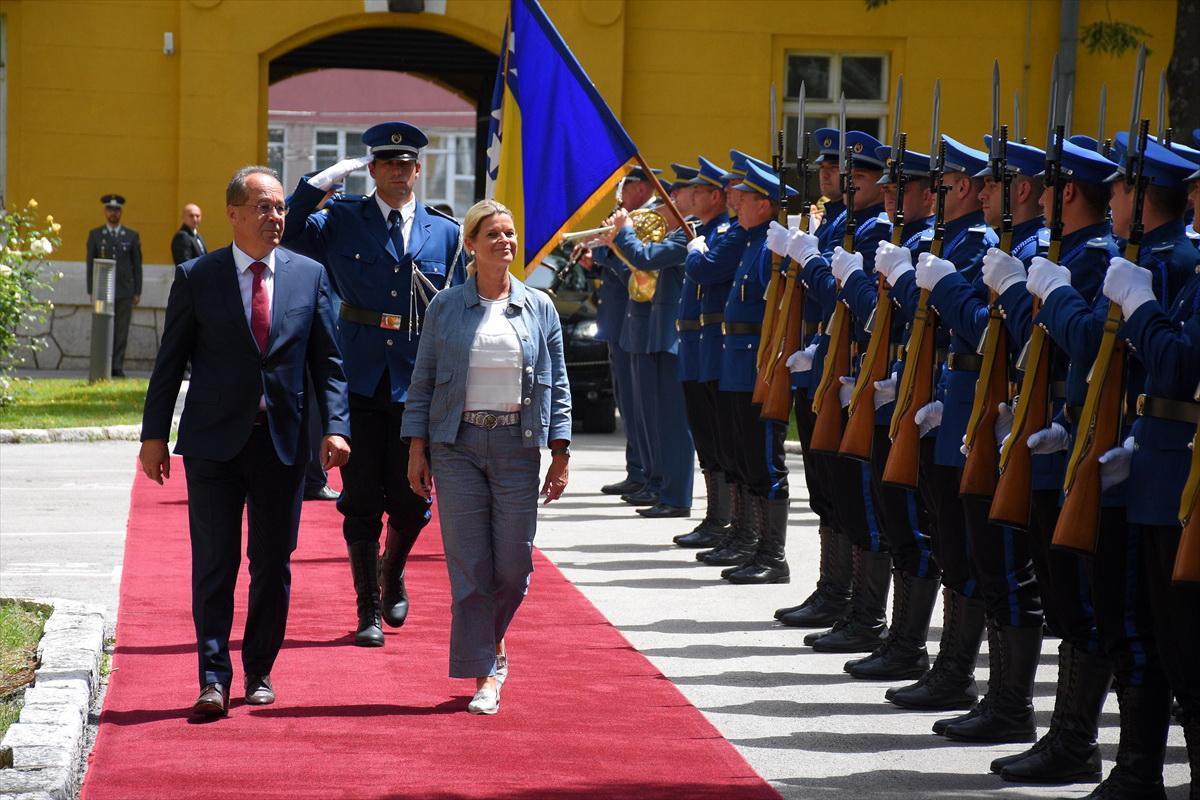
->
<box><xmin>1136</xmin><ymin>394</ymin><xmax>1200</xmax><ymax>425</ymax></box>
<box><xmin>947</xmin><ymin>352</ymin><xmax>982</xmax><ymax>372</ymax></box>
<box><xmin>339</xmin><ymin>303</ymin><xmax>409</xmax><ymax>331</ymax></box>
<box><xmin>676</xmin><ymin>319</ymin><xmax>701</xmax><ymax>332</ymax></box>
<box><xmin>1064</xmin><ymin>405</ymin><xmax>1084</xmax><ymax>425</ymax></box>
<box><xmin>723</xmin><ymin>322</ymin><xmax>761</xmax><ymax>336</ymax></box>
<box><xmin>462</xmin><ymin>411</ymin><xmax>520</xmax><ymax>429</ymax></box>
<box><xmin>700</xmin><ymin>312</ymin><xmax>725</xmax><ymax>327</ymax></box>
<box><xmin>802</xmin><ymin>321</ymin><xmax>821</xmax><ymax>339</ymax></box>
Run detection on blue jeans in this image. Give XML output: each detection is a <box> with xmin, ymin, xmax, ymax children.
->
<box><xmin>432</xmin><ymin>421</ymin><xmax>541</xmax><ymax>678</ymax></box>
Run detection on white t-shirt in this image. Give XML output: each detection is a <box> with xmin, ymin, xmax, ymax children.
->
<box><xmin>463</xmin><ymin>297</ymin><xmax>522</xmax><ymax>412</ymax></box>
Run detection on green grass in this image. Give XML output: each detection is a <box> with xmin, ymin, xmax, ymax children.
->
<box><xmin>0</xmin><ymin>599</ymin><xmax>52</xmax><ymax>741</ymax></box>
<box><xmin>0</xmin><ymin>377</ymin><xmax>148</xmax><ymax>429</ymax></box>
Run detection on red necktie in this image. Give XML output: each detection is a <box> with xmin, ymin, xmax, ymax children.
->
<box><xmin>249</xmin><ymin>261</ymin><xmax>270</xmax><ymax>353</ymax></box>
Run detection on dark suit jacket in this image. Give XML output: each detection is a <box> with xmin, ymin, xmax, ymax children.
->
<box><xmin>141</xmin><ymin>245</ymin><xmax>351</xmax><ymax>465</ymax></box>
<box><xmin>86</xmin><ymin>226</ymin><xmax>143</xmax><ymax>298</ymax></box>
<box><xmin>171</xmin><ymin>225</ymin><xmax>207</xmax><ymax>265</ymax></box>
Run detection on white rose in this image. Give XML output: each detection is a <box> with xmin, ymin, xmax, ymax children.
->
<box><xmin>0</xmin><ymin>264</ymin><xmax>12</xmax><ymax>276</ymax></box>
<box><xmin>30</xmin><ymin>237</ymin><xmax>53</xmax><ymax>257</ymax></box>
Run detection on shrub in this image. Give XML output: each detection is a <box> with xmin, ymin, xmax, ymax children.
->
<box><xmin>0</xmin><ymin>199</ymin><xmax>62</xmax><ymax>405</ymax></box>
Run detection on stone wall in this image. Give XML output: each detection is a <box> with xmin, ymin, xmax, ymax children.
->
<box><xmin>13</xmin><ymin>261</ymin><xmax>175</xmax><ymax>373</ymax></box>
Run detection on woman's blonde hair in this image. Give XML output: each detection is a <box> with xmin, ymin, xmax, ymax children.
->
<box><xmin>462</xmin><ymin>199</ymin><xmax>515</xmax><ymax>277</ymax></box>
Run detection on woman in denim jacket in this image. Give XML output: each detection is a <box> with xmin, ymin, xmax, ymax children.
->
<box><xmin>402</xmin><ymin>199</ymin><xmax>571</xmax><ymax>715</ymax></box>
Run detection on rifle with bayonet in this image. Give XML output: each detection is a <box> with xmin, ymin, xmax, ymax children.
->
<box><xmin>810</xmin><ymin>93</ymin><xmax>856</xmax><ymax>453</ymax></box>
<box><xmin>760</xmin><ymin>84</ymin><xmax>811</xmax><ymax>422</ymax></box>
<box><xmin>961</xmin><ymin>61</ymin><xmax>1014</xmax><ymax>498</ymax></box>
<box><xmin>991</xmin><ymin>59</ymin><xmax>1066</xmax><ymax>527</ymax></box>
<box><xmin>840</xmin><ymin>76</ymin><xmax>905</xmax><ymax>461</ymax></box>
<box><xmin>884</xmin><ymin>82</ymin><xmax>947</xmax><ymax>490</ymax></box>
<box><xmin>753</xmin><ymin>83</ymin><xmax>786</xmax><ymax>406</ymax></box>
<box><xmin>1053</xmin><ymin>44</ymin><xmax>1148</xmax><ymax>555</ymax></box>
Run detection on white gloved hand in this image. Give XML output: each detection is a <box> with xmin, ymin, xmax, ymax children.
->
<box><xmin>1102</xmin><ymin>256</ymin><xmax>1157</xmax><ymax>318</ymax></box>
<box><xmin>830</xmin><ymin>247</ymin><xmax>864</xmax><ymax>284</ymax></box>
<box><xmin>786</xmin><ymin>214</ymin><xmax>803</xmax><ymax>231</ymax></box>
<box><xmin>1098</xmin><ymin>436</ymin><xmax>1135</xmax><ymax>491</ymax></box>
<box><xmin>308</xmin><ymin>155</ymin><xmax>372</xmax><ymax>191</ymax></box>
<box><xmin>786</xmin><ymin>343</ymin><xmax>818</xmax><ymax>373</ymax></box>
<box><xmin>873</xmin><ymin>373</ymin><xmax>898</xmax><ymax>410</ymax></box>
<box><xmin>838</xmin><ymin>376</ymin><xmax>856</xmax><ymax>408</ymax></box>
<box><xmin>875</xmin><ymin>241</ymin><xmax>915</xmax><ymax>286</ymax></box>
<box><xmin>915</xmin><ymin>400</ymin><xmax>944</xmax><ymax>437</ymax></box>
<box><xmin>915</xmin><ymin>251</ymin><xmax>957</xmax><ymax>291</ymax></box>
<box><xmin>766</xmin><ymin>221</ymin><xmax>791</xmax><ymax>256</ymax></box>
<box><xmin>687</xmin><ymin>236</ymin><xmax>709</xmax><ymax>255</ymax></box>
<box><xmin>1027</xmin><ymin>422</ymin><xmax>1070</xmax><ymax>455</ymax></box>
<box><xmin>1026</xmin><ymin>257</ymin><xmax>1073</xmax><ymax>301</ymax></box>
<box><xmin>787</xmin><ymin>230</ymin><xmax>822</xmax><ymax>266</ymax></box>
<box><xmin>982</xmin><ymin>248</ymin><xmax>1027</xmax><ymax>295</ymax></box>
<box><xmin>995</xmin><ymin>401</ymin><xmax>1014</xmax><ymax>449</ymax></box>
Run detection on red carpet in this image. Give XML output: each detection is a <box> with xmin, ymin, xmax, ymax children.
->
<box><xmin>82</xmin><ymin>461</ymin><xmax>780</xmax><ymax>800</ymax></box>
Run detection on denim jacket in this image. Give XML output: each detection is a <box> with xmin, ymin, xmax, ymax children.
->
<box><xmin>400</xmin><ymin>274</ymin><xmax>572</xmax><ymax>446</ymax></box>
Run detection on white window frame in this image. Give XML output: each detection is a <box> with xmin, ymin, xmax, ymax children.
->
<box><xmin>783</xmin><ymin>51</ymin><xmax>890</xmax><ymax>165</ymax></box>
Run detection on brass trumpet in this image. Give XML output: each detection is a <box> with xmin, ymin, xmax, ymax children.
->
<box><xmin>559</xmin><ymin>208</ymin><xmax>669</xmax><ymax>302</ymax></box>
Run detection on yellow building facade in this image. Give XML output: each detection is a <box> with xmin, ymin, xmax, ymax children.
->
<box><xmin>1</xmin><ymin>0</ymin><xmax>1178</xmax><ymax>267</ymax></box>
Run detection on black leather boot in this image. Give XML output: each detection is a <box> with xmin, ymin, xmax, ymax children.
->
<box><xmin>1075</xmin><ymin>673</ymin><xmax>1172</xmax><ymax>800</ymax></box>
<box><xmin>695</xmin><ymin>482</ymin><xmax>740</xmax><ymax>562</ymax></box>
<box><xmin>887</xmin><ymin>589</ymin><xmax>984</xmax><ymax>711</ymax></box>
<box><xmin>699</xmin><ymin>485</ymin><xmax>758</xmax><ymax>567</ymax></box>
<box><xmin>779</xmin><ymin>527</ymin><xmax>852</xmax><ymax>627</ymax></box>
<box><xmin>810</xmin><ymin>548</ymin><xmax>890</xmax><ymax>653</ymax></box>
<box><xmin>995</xmin><ymin>641</ymin><xmax>1111</xmax><ymax>782</ymax></box>
<box><xmin>380</xmin><ymin>523</ymin><xmax>420</xmax><ymax>627</ymax></box>
<box><xmin>846</xmin><ymin>570</ymin><xmax>938</xmax><ymax>680</ymax></box>
<box><xmin>674</xmin><ymin>471</ymin><xmax>730</xmax><ymax>548</ymax></box>
<box><xmin>347</xmin><ymin>541</ymin><xmax>384</xmax><ymax>647</ymax></box>
<box><xmin>725</xmin><ymin>496</ymin><xmax>791</xmax><ymax>584</ymax></box>
<box><xmin>944</xmin><ymin>624</ymin><xmax>1040</xmax><ymax>743</ymax></box>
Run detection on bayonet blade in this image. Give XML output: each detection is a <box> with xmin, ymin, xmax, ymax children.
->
<box><xmin>1047</xmin><ymin>53</ymin><xmax>1060</xmax><ymax>150</ymax></box>
<box><xmin>1013</xmin><ymin>90</ymin><xmax>1021</xmax><ymax>141</ymax></box>
<box><xmin>931</xmin><ymin>80</ymin><xmax>941</xmax><ymax>160</ymax></box>
<box><xmin>1129</xmin><ymin>43</ymin><xmax>1147</xmax><ymax>152</ymax></box>
<box><xmin>991</xmin><ymin>60</ymin><xmax>1001</xmax><ymax>160</ymax></box>
<box><xmin>838</xmin><ymin>92</ymin><xmax>847</xmax><ymax>175</ymax></box>
<box><xmin>1065</xmin><ymin>90</ymin><xmax>1074</xmax><ymax>137</ymax></box>
<box><xmin>797</xmin><ymin>81</ymin><xmax>807</xmax><ymax>163</ymax></box>
<box><xmin>1156</xmin><ymin>70</ymin><xmax>1166</xmax><ymax>140</ymax></box>
<box><xmin>1098</xmin><ymin>84</ymin><xmax>1107</xmax><ymax>146</ymax></box>
<box><xmin>891</xmin><ymin>75</ymin><xmax>904</xmax><ymax>154</ymax></box>
<box><xmin>770</xmin><ymin>81</ymin><xmax>779</xmax><ymax>158</ymax></box>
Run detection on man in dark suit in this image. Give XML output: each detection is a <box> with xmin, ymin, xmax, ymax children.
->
<box><xmin>139</xmin><ymin>166</ymin><xmax>351</xmax><ymax>718</ymax></box>
<box><xmin>170</xmin><ymin>203</ymin><xmax>207</xmax><ymax>265</ymax></box>
<box><xmin>86</xmin><ymin>194</ymin><xmax>142</xmax><ymax>376</ymax></box>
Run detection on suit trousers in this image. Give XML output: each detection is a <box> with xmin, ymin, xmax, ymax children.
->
<box><xmin>183</xmin><ymin>425</ymin><xmax>305</xmax><ymax>688</ymax></box>
<box><xmin>607</xmin><ymin>340</ymin><xmax>646</xmax><ymax>485</ymax></box>
<box><xmin>681</xmin><ymin>379</ymin><xmax>721</xmax><ymax>474</ymax></box>
<box><xmin>338</xmin><ymin>374</ymin><xmax>432</xmax><ymax>544</ymax></box>
<box><xmin>919</xmin><ymin>439</ymin><xmax>975</xmax><ymax>598</ymax></box>
<box><xmin>432</xmin><ymin>423</ymin><xmax>541</xmax><ymax>678</ymax></box>
<box><xmin>1092</xmin><ymin>514</ymin><xmax>1165</xmax><ymax>692</ymax></box>
<box><xmin>112</xmin><ymin>296</ymin><xmax>133</xmax><ymax>374</ymax></box>
<box><xmin>963</xmin><ymin>495</ymin><xmax>1043</xmax><ymax>629</ymax></box>
<box><xmin>871</xmin><ymin>426</ymin><xmax>937</xmax><ymax>578</ymax></box>
<box><xmin>828</xmin><ymin>440</ymin><xmax>889</xmax><ymax>554</ymax></box>
<box><xmin>792</xmin><ymin>389</ymin><xmax>836</xmax><ymax>527</ymax></box>
<box><xmin>722</xmin><ymin>391</ymin><xmax>788</xmax><ymax>500</ymax></box>
<box><xmin>634</xmin><ymin>352</ymin><xmax>695</xmax><ymax>507</ymax></box>
<box><xmin>1139</xmin><ymin>524</ymin><xmax>1200</xmax><ymax>720</ymax></box>
<box><xmin>304</xmin><ymin>371</ymin><xmax>328</xmax><ymax>494</ymax></box>
<box><xmin>1026</xmin><ymin>490</ymin><xmax>1099</xmax><ymax>650</ymax></box>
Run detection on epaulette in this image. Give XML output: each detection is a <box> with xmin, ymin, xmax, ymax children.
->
<box><xmin>424</xmin><ymin>204</ymin><xmax>461</xmax><ymax>225</ymax></box>
<box><xmin>1037</xmin><ymin>228</ymin><xmax>1051</xmax><ymax>246</ymax></box>
<box><xmin>716</xmin><ymin>222</ymin><xmax>731</xmax><ymax>235</ymax></box>
<box><xmin>919</xmin><ymin>228</ymin><xmax>936</xmax><ymax>242</ymax></box>
<box><xmin>1085</xmin><ymin>237</ymin><xmax>1111</xmax><ymax>249</ymax></box>
<box><xmin>968</xmin><ymin>224</ymin><xmax>990</xmax><ymax>235</ymax></box>
<box><xmin>1149</xmin><ymin>242</ymin><xmax>1176</xmax><ymax>255</ymax></box>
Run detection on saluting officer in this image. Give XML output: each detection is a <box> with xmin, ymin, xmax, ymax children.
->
<box><xmin>282</xmin><ymin>121</ymin><xmax>466</xmax><ymax>647</ymax></box>
<box><xmin>86</xmin><ymin>194</ymin><xmax>143</xmax><ymax>377</ymax></box>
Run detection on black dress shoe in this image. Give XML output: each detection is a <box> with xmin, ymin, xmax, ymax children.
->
<box><xmin>304</xmin><ymin>485</ymin><xmax>341</xmax><ymax>501</ymax></box>
<box><xmin>192</xmin><ymin>683</ymin><xmax>229</xmax><ymax>717</ymax></box>
<box><xmin>602</xmin><ymin>479</ymin><xmax>644</xmax><ymax>496</ymax></box>
<box><xmin>637</xmin><ymin>503</ymin><xmax>690</xmax><ymax>518</ymax></box>
<box><xmin>620</xmin><ymin>488</ymin><xmax>659</xmax><ymax>506</ymax></box>
<box><xmin>244</xmin><ymin>674</ymin><xmax>275</xmax><ymax>705</ymax></box>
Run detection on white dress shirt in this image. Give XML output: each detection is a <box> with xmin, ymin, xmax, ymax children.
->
<box><xmin>231</xmin><ymin>243</ymin><xmax>275</xmax><ymax>412</ymax></box>
<box><xmin>375</xmin><ymin>193</ymin><xmax>416</xmax><ymax>254</ymax></box>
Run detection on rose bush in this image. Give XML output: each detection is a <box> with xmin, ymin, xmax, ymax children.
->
<box><xmin>0</xmin><ymin>199</ymin><xmax>62</xmax><ymax>404</ymax></box>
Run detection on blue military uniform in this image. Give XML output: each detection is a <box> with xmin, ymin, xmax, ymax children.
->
<box><xmin>279</xmin><ymin>121</ymin><xmax>466</xmax><ymax>642</ymax></box>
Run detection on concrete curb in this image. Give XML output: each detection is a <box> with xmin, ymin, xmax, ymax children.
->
<box><xmin>0</xmin><ymin>425</ymin><xmax>145</xmax><ymax>445</ymax></box>
<box><xmin>783</xmin><ymin>440</ymin><xmax>802</xmax><ymax>455</ymax></box>
<box><xmin>0</xmin><ymin>599</ymin><xmax>106</xmax><ymax>800</ymax></box>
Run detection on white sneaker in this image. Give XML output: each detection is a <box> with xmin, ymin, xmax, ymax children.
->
<box><xmin>467</xmin><ymin>686</ymin><xmax>499</xmax><ymax>715</ymax></box>
<box><xmin>495</xmin><ymin>654</ymin><xmax>508</xmax><ymax>690</ymax></box>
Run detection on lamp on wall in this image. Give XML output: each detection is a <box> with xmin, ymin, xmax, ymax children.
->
<box><xmin>163</xmin><ymin>32</ymin><xmax>175</xmax><ymax>56</ymax></box>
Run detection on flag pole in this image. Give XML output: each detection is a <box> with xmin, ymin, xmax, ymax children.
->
<box><xmin>633</xmin><ymin>153</ymin><xmax>692</xmax><ymax>235</ymax></box>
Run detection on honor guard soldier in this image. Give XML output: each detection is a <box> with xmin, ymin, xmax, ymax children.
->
<box><xmin>772</xmin><ymin>130</ymin><xmax>855</xmax><ymax>630</ymax></box>
<box><xmin>282</xmin><ymin>121</ymin><xmax>466</xmax><ymax>647</ymax></box>
<box><xmin>673</xmin><ymin>159</ymin><xmax>737</xmax><ymax>541</ymax></box>
<box><xmin>877</xmin><ymin>134</ymin><xmax>1000</xmax><ymax>720</ymax></box>
<box><xmin>683</xmin><ymin>156</ymin><xmax>751</xmax><ymax>554</ymax></box>
<box><xmin>1029</xmin><ymin>135</ymin><xmax>1197</xmax><ymax>796</ymax></box>
<box><xmin>604</xmin><ymin>167</ymin><xmax>696</xmax><ymax>518</ymax></box>
<box><xmin>86</xmin><ymin>194</ymin><xmax>143</xmax><ymax>377</ymax></box>
<box><xmin>700</xmin><ymin>159</ymin><xmax>794</xmax><ymax>584</ymax></box>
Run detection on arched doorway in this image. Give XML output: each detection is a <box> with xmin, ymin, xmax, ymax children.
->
<box><xmin>267</xmin><ymin>25</ymin><xmax>499</xmax><ymax>202</ymax></box>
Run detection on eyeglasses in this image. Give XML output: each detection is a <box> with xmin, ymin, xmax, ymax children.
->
<box><xmin>237</xmin><ymin>202</ymin><xmax>289</xmax><ymax>217</ymax></box>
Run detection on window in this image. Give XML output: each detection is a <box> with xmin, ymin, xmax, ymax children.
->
<box><xmin>267</xmin><ymin>128</ymin><xmax>286</xmax><ymax>188</ymax></box>
<box><xmin>417</xmin><ymin>131</ymin><xmax>476</xmax><ymax>217</ymax></box>
<box><xmin>314</xmin><ymin>129</ymin><xmax>370</xmax><ymax>195</ymax></box>
<box><xmin>782</xmin><ymin>52</ymin><xmax>889</xmax><ymax>164</ymax></box>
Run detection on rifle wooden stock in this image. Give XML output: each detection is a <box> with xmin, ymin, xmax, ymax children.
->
<box><xmin>883</xmin><ymin>289</ymin><xmax>937</xmax><ymax>490</ymax></box>
<box><xmin>760</xmin><ymin>266</ymin><xmax>805</xmax><ymax>422</ymax></box>
<box><xmin>1173</xmin><ymin>421</ymin><xmax>1200</xmax><ymax>583</ymax></box>
<box><xmin>989</xmin><ymin>325</ymin><xmax>1051</xmax><ymax>528</ymax></box>
<box><xmin>809</xmin><ymin>300</ymin><xmax>851</xmax><ymax>452</ymax></box>
<box><xmin>752</xmin><ymin>253</ymin><xmax>786</xmax><ymax>404</ymax></box>
<box><xmin>839</xmin><ymin>276</ymin><xmax>893</xmax><ymax>461</ymax></box>
<box><xmin>1052</xmin><ymin>302</ymin><xmax>1126</xmax><ymax>555</ymax></box>
<box><xmin>960</xmin><ymin>300</ymin><xmax>1008</xmax><ymax>498</ymax></box>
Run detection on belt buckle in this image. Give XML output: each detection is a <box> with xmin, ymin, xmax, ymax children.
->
<box><xmin>482</xmin><ymin>413</ymin><xmax>498</xmax><ymax>430</ymax></box>
<box><xmin>1136</xmin><ymin>394</ymin><xmax>1146</xmax><ymax>417</ymax></box>
<box><xmin>379</xmin><ymin>313</ymin><xmax>403</xmax><ymax>331</ymax></box>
